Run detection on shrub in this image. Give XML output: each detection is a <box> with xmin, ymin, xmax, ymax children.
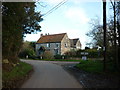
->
<box><xmin>64</xmin><ymin>50</ymin><xmax>76</xmax><ymax>57</ymax></box>
<box><xmin>18</xmin><ymin>41</ymin><xmax>36</xmax><ymax>59</ymax></box>
<box><xmin>85</xmin><ymin>49</ymin><xmax>103</xmax><ymax>58</ymax></box>
<box><xmin>42</xmin><ymin>51</ymin><xmax>54</xmax><ymax>59</ymax></box>
<box><xmin>76</xmin><ymin>49</ymin><xmax>103</xmax><ymax>58</ymax></box>
<box><xmin>76</xmin><ymin>49</ymin><xmax>85</xmax><ymax>57</ymax></box>
<box><xmin>18</xmin><ymin>48</ymin><xmax>36</xmax><ymax>59</ymax></box>
<box><xmin>64</xmin><ymin>49</ymin><xmax>103</xmax><ymax>58</ymax></box>
<box><xmin>54</xmin><ymin>54</ymin><xmax>62</xmax><ymax>59</ymax></box>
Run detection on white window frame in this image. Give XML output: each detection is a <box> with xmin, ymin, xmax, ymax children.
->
<box><xmin>47</xmin><ymin>43</ymin><xmax>50</xmax><ymax>47</ymax></box>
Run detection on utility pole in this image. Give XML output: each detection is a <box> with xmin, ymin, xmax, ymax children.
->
<box><xmin>103</xmin><ymin>0</ymin><xmax>107</xmax><ymax>71</ymax></box>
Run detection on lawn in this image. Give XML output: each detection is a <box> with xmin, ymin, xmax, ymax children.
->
<box><xmin>76</xmin><ymin>60</ymin><xmax>103</xmax><ymax>73</ymax></box>
<box><xmin>2</xmin><ymin>61</ymin><xmax>33</xmax><ymax>88</ymax></box>
<box><xmin>76</xmin><ymin>60</ymin><xmax>119</xmax><ymax>75</ymax></box>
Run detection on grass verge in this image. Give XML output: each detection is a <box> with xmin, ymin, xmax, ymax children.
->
<box><xmin>76</xmin><ymin>60</ymin><xmax>119</xmax><ymax>75</ymax></box>
<box><xmin>42</xmin><ymin>59</ymin><xmax>81</xmax><ymax>62</ymax></box>
<box><xmin>23</xmin><ymin>58</ymin><xmax>81</xmax><ymax>62</ymax></box>
<box><xmin>76</xmin><ymin>60</ymin><xmax>103</xmax><ymax>73</ymax></box>
<box><xmin>2</xmin><ymin>61</ymin><xmax>33</xmax><ymax>88</ymax></box>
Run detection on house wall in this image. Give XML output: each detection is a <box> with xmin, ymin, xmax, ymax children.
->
<box><xmin>36</xmin><ymin>43</ymin><xmax>61</xmax><ymax>56</ymax></box>
<box><xmin>70</xmin><ymin>40</ymin><xmax>81</xmax><ymax>51</ymax></box>
<box><xmin>76</xmin><ymin>40</ymin><xmax>81</xmax><ymax>49</ymax></box>
<box><xmin>61</xmin><ymin>34</ymin><xmax>71</xmax><ymax>55</ymax></box>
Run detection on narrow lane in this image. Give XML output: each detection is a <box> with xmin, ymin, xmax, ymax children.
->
<box><xmin>21</xmin><ymin>60</ymin><xmax>82</xmax><ymax>88</ymax></box>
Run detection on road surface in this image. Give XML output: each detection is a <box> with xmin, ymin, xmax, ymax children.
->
<box><xmin>21</xmin><ymin>60</ymin><xmax>82</xmax><ymax>88</ymax></box>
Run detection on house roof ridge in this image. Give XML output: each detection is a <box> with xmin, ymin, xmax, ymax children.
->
<box><xmin>37</xmin><ymin>33</ymin><xmax>67</xmax><ymax>43</ymax></box>
<box><xmin>43</xmin><ymin>33</ymin><xmax>66</xmax><ymax>36</ymax></box>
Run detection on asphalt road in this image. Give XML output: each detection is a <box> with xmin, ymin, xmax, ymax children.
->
<box><xmin>21</xmin><ymin>60</ymin><xmax>82</xmax><ymax>88</ymax></box>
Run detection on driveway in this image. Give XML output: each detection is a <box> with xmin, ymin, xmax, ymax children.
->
<box><xmin>20</xmin><ymin>60</ymin><xmax>82</xmax><ymax>88</ymax></box>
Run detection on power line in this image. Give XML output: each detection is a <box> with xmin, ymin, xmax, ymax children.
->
<box><xmin>37</xmin><ymin>2</ymin><xmax>47</xmax><ymax>8</ymax></box>
<box><xmin>44</xmin><ymin>0</ymin><xmax>65</xmax><ymax>15</ymax></box>
<box><xmin>43</xmin><ymin>0</ymin><xmax>68</xmax><ymax>17</ymax></box>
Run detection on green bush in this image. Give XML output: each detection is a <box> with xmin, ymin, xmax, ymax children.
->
<box><xmin>85</xmin><ymin>49</ymin><xmax>103</xmax><ymax>58</ymax></box>
<box><xmin>19</xmin><ymin>48</ymin><xmax>36</xmax><ymax>59</ymax></box>
<box><xmin>77</xmin><ymin>49</ymin><xmax>103</xmax><ymax>58</ymax></box>
<box><xmin>54</xmin><ymin>54</ymin><xmax>62</xmax><ymax>59</ymax></box>
<box><xmin>18</xmin><ymin>41</ymin><xmax>36</xmax><ymax>59</ymax></box>
<box><xmin>76</xmin><ymin>49</ymin><xmax>85</xmax><ymax>57</ymax></box>
<box><xmin>64</xmin><ymin>49</ymin><xmax>103</xmax><ymax>58</ymax></box>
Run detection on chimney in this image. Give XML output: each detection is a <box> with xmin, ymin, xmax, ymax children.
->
<box><xmin>45</xmin><ymin>33</ymin><xmax>47</xmax><ymax>35</ymax></box>
<box><xmin>41</xmin><ymin>33</ymin><xmax>43</xmax><ymax>37</ymax></box>
<box><xmin>48</xmin><ymin>33</ymin><xmax>49</xmax><ymax>35</ymax></box>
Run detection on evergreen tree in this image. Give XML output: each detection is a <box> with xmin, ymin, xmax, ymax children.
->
<box><xmin>2</xmin><ymin>2</ymin><xmax>43</xmax><ymax>63</ymax></box>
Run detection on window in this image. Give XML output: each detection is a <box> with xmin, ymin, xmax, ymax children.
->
<box><xmin>65</xmin><ymin>43</ymin><xmax>67</xmax><ymax>47</ymax></box>
<box><xmin>56</xmin><ymin>43</ymin><xmax>59</xmax><ymax>47</ymax></box>
<box><xmin>54</xmin><ymin>49</ymin><xmax>59</xmax><ymax>55</ymax></box>
<box><xmin>47</xmin><ymin>43</ymin><xmax>50</xmax><ymax>47</ymax></box>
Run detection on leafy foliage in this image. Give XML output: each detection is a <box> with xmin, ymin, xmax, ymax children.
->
<box><xmin>85</xmin><ymin>49</ymin><xmax>103</xmax><ymax>58</ymax></box>
<box><xmin>2</xmin><ymin>2</ymin><xmax>43</xmax><ymax>63</ymax></box>
<box><xmin>54</xmin><ymin>54</ymin><xmax>67</xmax><ymax>59</ymax></box>
<box><xmin>18</xmin><ymin>41</ymin><xmax>36</xmax><ymax>59</ymax></box>
<box><xmin>64</xmin><ymin>49</ymin><xmax>103</xmax><ymax>58</ymax></box>
<box><xmin>54</xmin><ymin>54</ymin><xmax>62</xmax><ymax>59</ymax></box>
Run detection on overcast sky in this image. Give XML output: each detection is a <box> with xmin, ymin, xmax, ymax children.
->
<box><xmin>24</xmin><ymin>0</ymin><xmax>112</xmax><ymax>49</ymax></box>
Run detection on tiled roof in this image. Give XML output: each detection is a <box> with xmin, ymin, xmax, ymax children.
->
<box><xmin>37</xmin><ymin>33</ymin><xmax>66</xmax><ymax>43</ymax></box>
